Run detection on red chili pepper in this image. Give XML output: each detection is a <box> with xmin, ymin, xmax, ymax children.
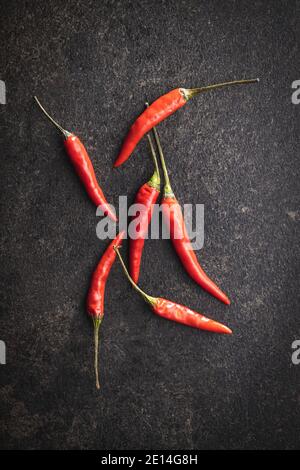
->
<box><xmin>153</xmin><ymin>126</ymin><xmax>230</xmax><ymax>305</ymax></box>
<box><xmin>114</xmin><ymin>78</ymin><xmax>259</xmax><ymax>167</ymax></box>
<box><xmin>114</xmin><ymin>247</ymin><xmax>232</xmax><ymax>335</ymax></box>
<box><xmin>129</xmin><ymin>131</ymin><xmax>160</xmax><ymax>283</ymax></box>
<box><xmin>34</xmin><ymin>97</ymin><xmax>117</xmax><ymax>222</ymax></box>
<box><xmin>87</xmin><ymin>231</ymin><xmax>125</xmax><ymax>389</ymax></box>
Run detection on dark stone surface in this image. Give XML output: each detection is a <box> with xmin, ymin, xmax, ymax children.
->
<box><xmin>1</xmin><ymin>0</ymin><xmax>300</xmax><ymax>450</ymax></box>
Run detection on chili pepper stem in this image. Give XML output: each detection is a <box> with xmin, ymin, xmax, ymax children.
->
<box><xmin>152</xmin><ymin>127</ymin><xmax>173</xmax><ymax>197</ymax></box>
<box><xmin>114</xmin><ymin>246</ymin><xmax>156</xmax><ymax>306</ymax></box>
<box><xmin>146</xmin><ymin>133</ymin><xmax>160</xmax><ymax>189</ymax></box>
<box><xmin>93</xmin><ymin>316</ymin><xmax>102</xmax><ymax>389</ymax></box>
<box><xmin>183</xmin><ymin>78</ymin><xmax>259</xmax><ymax>100</ymax></box>
<box><xmin>145</xmin><ymin>103</ymin><xmax>160</xmax><ymax>190</ymax></box>
<box><xmin>34</xmin><ymin>96</ymin><xmax>71</xmax><ymax>139</ymax></box>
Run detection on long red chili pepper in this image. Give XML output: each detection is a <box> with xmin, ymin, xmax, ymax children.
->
<box><xmin>87</xmin><ymin>231</ymin><xmax>125</xmax><ymax>389</ymax></box>
<box><xmin>34</xmin><ymin>97</ymin><xmax>117</xmax><ymax>222</ymax></box>
<box><xmin>114</xmin><ymin>247</ymin><xmax>232</xmax><ymax>335</ymax></box>
<box><xmin>129</xmin><ymin>131</ymin><xmax>160</xmax><ymax>283</ymax></box>
<box><xmin>114</xmin><ymin>78</ymin><xmax>259</xmax><ymax>167</ymax></box>
<box><xmin>153</xmin><ymin>126</ymin><xmax>230</xmax><ymax>305</ymax></box>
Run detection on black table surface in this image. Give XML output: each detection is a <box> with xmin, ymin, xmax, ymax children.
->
<box><xmin>1</xmin><ymin>0</ymin><xmax>299</xmax><ymax>450</ymax></box>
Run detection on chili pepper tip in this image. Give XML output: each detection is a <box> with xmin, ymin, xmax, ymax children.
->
<box><xmin>210</xmin><ymin>320</ymin><xmax>232</xmax><ymax>335</ymax></box>
<box><xmin>223</xmin><ymin>325</ymin><xmax>232</xmax><ymax>335</ymax></box>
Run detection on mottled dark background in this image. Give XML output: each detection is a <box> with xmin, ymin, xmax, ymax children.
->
<box><xmin>1</xmin><ymin>0</ymin><xmax>299</xmax><ymax>450</ymax></box>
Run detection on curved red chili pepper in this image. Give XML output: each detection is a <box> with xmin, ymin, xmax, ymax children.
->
<box><xmin>152</xmin><ymin>298</ymin><xmax>231</xmax><ymax>334</ymax></box>
<box><xmin>114</xmin><ymin>247</ymin><xmax>232</xmax><ymax>335</ymax></box>
<box><xmin>129</xmin><ymin>182</ymin><xmax>160</xmax><ymax>283</ymax></box>
<box><xmin>161</xmin><ymin>196</ymin><xmax>230</xmax><ymax>305</ymax></box>
<box><xmin>114</xmin><ymin>89</ymin><xmax>185</xmax><ymax>167</ymax></box>
<box><xmin>153</xmin><ymin>126</ymin><xmax>230</xmax><ymax>305</ymax></box>
<box><xmin>87</xmin><ymin>231</ymin><xmax>125</xmax><ymax>388</ymax></box>
<box><xmin>129</xmin><ymin>132</ymin><xmax>160</xmax><ymax>283</ymax></box>
<box><xmin>34</xmin><ymin>96</ymin><xmax>117</xmax><ymax>222</ymax></box>
<box><xmin>114</xmin><ymin>78</ymin><xmax>258</xmax><ymax>168</ymax></box>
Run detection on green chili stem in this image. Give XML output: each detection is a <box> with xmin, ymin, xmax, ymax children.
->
<box><xmin>114</xmin><ymin>246</ymin><xmax>156</xmax><ymax>306</ymax></box>
<box><xmin>145</xmin><ymin>102</ymin><xmax>160</xmax><ymax>190</ymax></box>
<box><xmin>147</xmin><ymin>133</ymin><xmax>160</xmax><ymax>180</ymax></box>
<box><xmin>152</xmin><ymin>126</ymin><xmax>173</xmax><ymax>196</ymax></box>
<box><xmin>184</xmin><ymin>78</ymin><xmax>259</xmax><ymax>100</ymax></box>
<box><xmin>34</xmin><ymin>96</ymin><xmax>71</xmax><ymax>139</ymax></box>
<box><xmin>93</xmin><ymin>317</ymin><xmax>102</xmax><ymax>389</ymax></box>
